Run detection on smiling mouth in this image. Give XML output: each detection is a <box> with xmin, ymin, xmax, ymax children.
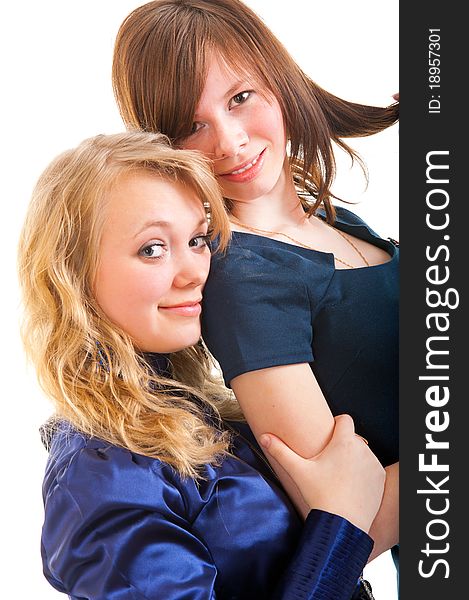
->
<box><xmin>230</xmin><ymin>154</ymin><xmax>262</xmax><ymax>175</ymax></box>
<box><xmin>219</xmin><ymin>149</ymin><xmax>266</xmax><ymax>182</ymax></box>
<box><xmin>221</xmin><ymin>149</ymin><xmax>265</xmax><ymax>175</ymax></box>
<box><xmin>159</xmin><ymin>302</ymin><xmax>202</xmax><ymax>317</ymax></box>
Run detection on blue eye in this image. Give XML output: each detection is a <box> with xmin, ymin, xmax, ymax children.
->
<box><xmin>189</xmin><ymin>234</ymin><xmax>212</xmax><ymax>250</ymax></box>
<box><xmin>138</xmin><ymin>242</ymin><xmax>166</xmax><ymax>259</ymax></box>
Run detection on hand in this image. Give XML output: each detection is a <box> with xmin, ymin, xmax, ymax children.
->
<box><xmin>392</xmin><ymin>92</ymin><xmax>399</xmax><ymax>101</ymax></box>
<box><xmin>260</xmin><ymin>414</ymin><xmax>385</xmax><ymax>533</ymax></box>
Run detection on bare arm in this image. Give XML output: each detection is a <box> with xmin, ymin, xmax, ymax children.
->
<box><xmin>231</xmin><ymin>363</ymin><xmax>398</xmax><ymax>551</ymax></box>
<box><xmin>368</xmin><ymin>462</ymin><xmax>399</xmax><ymax>561</ymax></box>
<box><xmin>231</xmin><ymin>363</ymin><xmax>335</xmax><ymax>456</ymax></box>
<box><xmin>260</xmin><ymin>414</ymin><xmax>386</xmax><ymax>534</ymax></box>
<box><xmin>231</xmin><ymin>363</ymin><xmax>334</xmax><ymax>516</ymax></box>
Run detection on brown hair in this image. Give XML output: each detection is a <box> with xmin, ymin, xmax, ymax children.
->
<box><xmin>18</xmin><ymin>131</ymin><xmax>242</xmax><ymax>479</ymax></box>
<box><xmin>112</xmin><ymin>0</ymin><xmax>399</xmax><ymax>222</ymax></box>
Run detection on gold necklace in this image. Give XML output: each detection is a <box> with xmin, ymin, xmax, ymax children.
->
<box><xmin>232</xmin><ymin>217</ymin><xmax>370</xmax><ymax>269</ymax></box>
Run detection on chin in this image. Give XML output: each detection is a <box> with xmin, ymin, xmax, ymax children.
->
<box><xmin>160</xmin><ymin>341</ymin><xmax>200</xmax><ymax>354</ymax></box>
<box><xmin>143</xmin><ymin>333</ymin><xmax>202</xmax><ymax>354</ymax></box>
<box><xmin>222</xmin><ymin>179</ymin><xmax>278</xmax><ymax>203</ymax></box>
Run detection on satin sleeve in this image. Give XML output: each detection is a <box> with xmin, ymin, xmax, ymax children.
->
<box><xmin>42</xmin><ymin>439</ymin><xmax>373</xmax><ymax>599</ymax></box>
<box><xmin>41</xmin><ymin>445</ymin><xmax>219</xmax><ymax>600</ymax></box>
<box><xmin>274</xmin><ymin>510</ymin><xmax>373</xmax><ymax>600</ymax></box>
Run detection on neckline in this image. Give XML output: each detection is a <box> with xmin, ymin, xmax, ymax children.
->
<box><xmin>231</xmin><ymin>221</ymin><xmax>397</xmax><ymax>272</ymax></box>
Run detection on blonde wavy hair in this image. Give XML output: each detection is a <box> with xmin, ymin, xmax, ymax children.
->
<box><xmin>18</xmin><ymin>131</ymin><xmax>242</xmax><ymax>478</ymax></box>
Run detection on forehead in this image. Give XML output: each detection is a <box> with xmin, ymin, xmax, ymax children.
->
<box><xmin>103</xmin><ymin>172</ymin><xmax>205</xmax><ymax>231</ymax></box>
<box><xmin>197</xmin><ymin>57</ymin><xmax>241</xmax><ymax>104</ymax></box>
<box><xmin>196</xmin><ymin>53</ymin><xmax>268</xmax><ymax>107</ymax></box>
<box><xmin>209</xmin><ymin>52</ymin><xmax>260</xmax><ymax>85</ymax></box>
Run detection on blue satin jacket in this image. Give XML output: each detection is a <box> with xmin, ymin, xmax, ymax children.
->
<box><xmin>41</xmin><ymin>421</ymin><xmax>372</xmax><ymax>599</ymax></box>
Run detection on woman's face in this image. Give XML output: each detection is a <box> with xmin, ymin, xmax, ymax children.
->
<box><xmin>94</xmin><ymin>172</ymin><xmax>211</xmax><ymax>353</ymax></box>
<box><xmin>181</xmin><ymin>56</ymin><xmax>288</xmax><ymax>205</ymax></box>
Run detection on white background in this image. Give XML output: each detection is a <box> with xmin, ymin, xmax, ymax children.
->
<box><xmin>1</xmin><ymin>1</ymin><xmax>398</xmax><ymax>598</ymax></box>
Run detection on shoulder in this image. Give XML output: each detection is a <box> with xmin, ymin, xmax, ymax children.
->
<box><xmin>207</xmin><ymin>231</ymin><xmax>333</xmax><ymax>292</ymax></box>
<box><xmin>332</xmin><ymin>206</ymin><xmax>381</xmax><ymax>238</ymax></box>
<box><xmin>210</xmin><ymin>234</ymin><xmax>299</xmax><ymax>277</ymax></box>
<box><xmin>43</xmin><ymin>423</ymin><xmax>190</xmax><ymax>519</ymax></box>
<box><xmin>41</xmin><ymin>423</ymin><xmax>231</xmax><ymax>596</ymax></box>
<box><xmin>333</xmin><ymin>205</ymin><xmax>367</xmax><ymax>224</ymax></box>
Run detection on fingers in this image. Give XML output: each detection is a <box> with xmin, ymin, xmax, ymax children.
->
<box><xmin>355</xmin><ymin>434</ymin><xmax>369</xmax><ymax>445</ymax></box>
<box><xmin>259</xmin><ymin>433</ymin><xmax>305</xmax><ymax>474</ymax></box>
<box><xmin>333</xmin><ymin>413</ymin><xmax>355</xmax><ymax>433</ymax></box>
<box><xmin>333</xmin><ymin>415</ymin><xmax>370</xmax><ymax>449</ymax></box>
<box><xmin>259</xmin><ymin>414</ymin><xmax>384</xmax><ymax>529</ymax></box>
<box><xmin>329</xmin><ymin>414</ymin><xmax>355</xmax><ymax>446</ymax></box>
<box><xmin>260</xmin><ymin>414</ymin><xmax>356</xmax><ymax>462</ymax></box>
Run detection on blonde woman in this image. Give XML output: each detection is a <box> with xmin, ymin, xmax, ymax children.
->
<box><xmin>19</xmin><ymin>131</ymin><xmax>384</xmax><ymax>599</ymax></box>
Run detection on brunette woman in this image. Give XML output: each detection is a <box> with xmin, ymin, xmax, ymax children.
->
<box><xmin>112</xmin><ymin>0</ymin><xmax>399</xmax><ymax>563</ymax></box>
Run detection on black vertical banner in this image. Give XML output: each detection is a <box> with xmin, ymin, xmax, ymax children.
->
<box><xmin>400</xmin><ymin>2</ymin><xmax>466</xmax><ymax>598</ymax></box>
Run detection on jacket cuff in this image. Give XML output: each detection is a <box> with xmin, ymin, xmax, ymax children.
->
<box><xmin>279</xmin><ymin>509</ymin><xmax>373</xmax><ymax>600</ymax></box>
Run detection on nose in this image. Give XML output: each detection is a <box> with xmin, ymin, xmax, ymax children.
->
<box><xmin>172</xmin><ymin>249</ymin><xmax>209</xmax><ymax>290</ymax></box>
<box><xmin>212</xmin><ymin>115</ymin><xmax>248</xmax><ymax>160</ymax></box>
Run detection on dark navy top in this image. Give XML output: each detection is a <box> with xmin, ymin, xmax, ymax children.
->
<box><xmin>41</xmin><ymin>420</ymin><xmax>373</xmax><ymax>599</ymax></box>
<box><xmin>202</xmin><ymin>207</ymin><xmax>399</xmax><ymax>467</ymax></box>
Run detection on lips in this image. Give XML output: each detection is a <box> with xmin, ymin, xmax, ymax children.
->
<box><xmin>218</xmin><ymin>149</ymin><xmax>266</xmax><ymax>183</ymax></box>
<box><xmin>159</xmin><ymin>301</ymin><xmax>202</xmax><ymax>317</ymax></box>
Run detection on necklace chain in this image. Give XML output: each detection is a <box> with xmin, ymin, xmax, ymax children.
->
<box><xmin>232</xmin><ymin>217</ymin><xmax>370</xmax><ymax>269</ymax></box>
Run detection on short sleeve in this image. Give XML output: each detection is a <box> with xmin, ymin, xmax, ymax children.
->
<box><xmin>202</xmin><ymin>241</ymin><xmax>316</xmax><ymax>385</ymax></box>
<box><xmin>41</xmin><ymin>445</ymin><xmax>219</xmax><ymax>600</ymax></box>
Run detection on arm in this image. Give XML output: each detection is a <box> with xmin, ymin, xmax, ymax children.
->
<box><xmin>232</xmin><ymin>364</ymin><xmax>399</xmax><ymax>556</ymax></box>
<box><xmin>204</xmin><ymin>246</ymin><xmax>397</xmax><ymax>551</ymax></box>
<box><xmin>41</xmin><ymin>446</ymin><xmax>220</xmax><ymax>599</ymax></box>
<box><xmin>263</xmin><ymin>415</ymin><xmax>385</xmax><ymax>599</ymax></box>
<box><xmin>368</xmin><ymin>461</ymin><xmax>399</xmax><ymax>561</ymax></box>
<box><xmin>275</xmin><ymin>510</ymin><xmax>374</xmax><ymax>600</ymax></box>
<box><xmin>231</xmin><ymin>363</ymin><xmax>334</xmax><ymax>517</ymax></box>
<box><xmin>42</xmin><ymin>491</ymin><xmax>374</xmax><ymax>600</ymax></box>
<box><xmin>41</xmin><ymin>451</ymin><xmax>375</xmax><ymax>600</ymax></box>
<box><xmin>42</xmin><ymin>497</ymin><xmax>219</xmax><ymax>599</ymax></box>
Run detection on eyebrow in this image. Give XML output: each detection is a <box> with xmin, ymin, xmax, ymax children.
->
<box><xmin>225</xmin><ymin>79</ymin><xmax>248</xmax><ymax>99</ymax></box>
<box><xmin>134</xmin><ymin>217</ymin><xmax>208</xmax><ymax>238</ymax></box>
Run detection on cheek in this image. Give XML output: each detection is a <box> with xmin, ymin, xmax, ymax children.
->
<box><xmin>180</xmin><ymin>137</ymin><xmax>212</xmax><ymax>160</ymax></box>
<box><xmin>200</xmin><ymin>252</ymin><xmax>211</xmax><ymax>285</ymax></box>
<box><xmin>95</xmin><ymin>261</ymin><xmax>170</xmax><ymax>322</ymax></box>
<box><xmin>130</xmin><ymin>269</ymin><xmax>169</xmax><ymax>302</ymax></box>
<box><xmin>271</xmin><ymin>117</ymin><xmax>286</xmax><ymax>148</ymax></box>
<box><xmin>256</xmin><ymin>99</ymin><xmax>286</xmax><ymax>146</ymax></box>
<box><xmin>203</xmin><ymin>250</ymin><xmax>211</xmax><ymax>270</ymax></box>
